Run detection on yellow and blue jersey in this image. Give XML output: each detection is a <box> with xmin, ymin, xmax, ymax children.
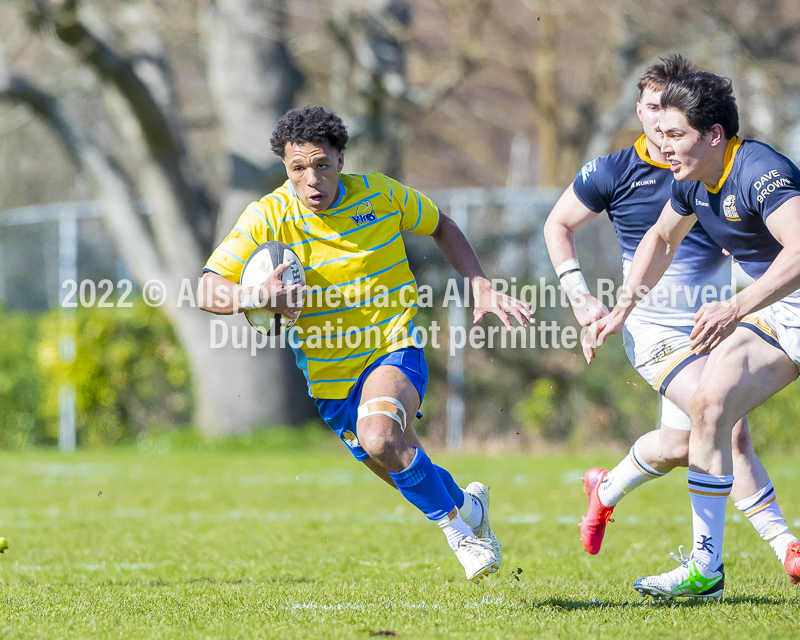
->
<box><xmin>204</xmin><ymin>172</ymin><xmax>440</xmax><ymax>399</ymax></box>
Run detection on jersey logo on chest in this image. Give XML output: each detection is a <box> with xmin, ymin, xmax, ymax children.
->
<box><xmin>350</xmin><ymin>201</ymin><xmax>377</xmax><ymax>225</ymax></box>
<box><xmin>723</xmin><ymin>194</ymin><xmax>741</xmax><ymax>221</ymax></box>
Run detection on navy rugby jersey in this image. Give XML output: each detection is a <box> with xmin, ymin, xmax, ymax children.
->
<box><xmin>671</xmin><ymin>137</ymin><xmax>800</xmax><ymax>280</ymax></box>
<box><xmin>574</xmin><ymin>135</ymin><xmax>725</xmax><ymax>275</ymax></box>
<box><xmin>573</xmin><ymin>135</ymin><xmax>730</xmax><ymax>322</ymax></box>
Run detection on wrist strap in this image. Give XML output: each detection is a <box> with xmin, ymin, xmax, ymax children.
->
<box><xmin>556</xmin><ymin>259</ymin><xmax>590</xmax><ymax>305</ymax></box>
<box><xmin>555</xmin><ymin>258</ymin><xmax>581</xmax><ymax>279</ymax></box>
<box><xmin>239</xmin><ymin>286</ymin><xmax>261</xmax><ymax>310</ymax></box>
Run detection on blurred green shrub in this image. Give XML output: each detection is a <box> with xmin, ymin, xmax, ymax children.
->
<box><xmin>513</xmin><ymin>332</ymin><xmax>800</xmax><ymax>450</ymax></box>
<box><xmin>513</xmin><ymin>335</ymin><xmax>660</xmax><ymax>445</ymax></box>
<box><xmin>749</xmin><ymin>383</ymin><xmax>800</xmax><ymax>452</ymax></box>
<box><xmin>0</xmin><ymin>302</ymin><xmax>191</xmax><ymax>448</ymax></box>
<box><xmin>0</xmin><ymin>307</ymin><xmax>45</xmax><ymax>448</ymax></box>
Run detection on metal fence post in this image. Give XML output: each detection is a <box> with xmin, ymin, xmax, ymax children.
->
<box><xmin>58</xmin><ymin>213</ymin><xmax>77</xmax><ymax>452</ymax></box>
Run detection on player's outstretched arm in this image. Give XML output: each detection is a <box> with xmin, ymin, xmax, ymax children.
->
<box><xmin>431</xmin><ymin>211</ymin><xmax>531</xmax><ymax>329</ymax></box>
<box><xmin>543</xmin><ymin>185</ymin><xmax>608</xmax><ymax>326</ymax></box>
<box><xmin>196</xmin><ymin>266</ymin><xmax>305</xmax><ymax>318</ymax></box>
<box><xmin>582</xmin><ymin>201</ymin><xmax>694</xmax><ymax>363</ymax></box>
<box><xmin>691</xmin><ymin>195</ymin><xmax>800</xmax><ymax>353</ymax></box>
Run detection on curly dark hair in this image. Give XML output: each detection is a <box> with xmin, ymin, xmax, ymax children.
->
<box><xmin>270</xmin><ymin>106</ymin><xmax>349</xmax><ymax>157</ymax></box>
<box><xmin>661</xmin><ymin>72</ymin><xmax>739</xmax><ymax>139</ymax></box>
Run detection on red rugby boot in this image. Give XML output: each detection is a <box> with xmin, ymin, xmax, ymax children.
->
<box><xmin>784</xmin><ymin>541</ymin><xmax>800</xmax><ymax>585</ymax></box>
<box><xmin>580</xmin><ymin>467</ymin><xmax>615</xmax><ymax>555</ymax></box>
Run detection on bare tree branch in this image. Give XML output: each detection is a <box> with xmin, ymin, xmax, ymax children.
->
<box><xmin>0</xmin><ymin>63</ymin><xmax>167</xmax><ymax>294</ymax></box>
<box><xmin>25</xmin><ymin>0</ymin><xmax>206</xmax><ymax>272</ymax></box>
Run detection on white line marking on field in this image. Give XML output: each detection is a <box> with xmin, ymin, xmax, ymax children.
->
<box><xmin>117</xmin><ymin>562</ymin><xmax>156</xmax><ymax>570</ymax></box>
<box><xmin>507</xmin><ymin>514</ymin><xmax>543</xmax><ymax>524</ymax></box>
<box><xmin>562</xmin><ymin>470</ymin><xmax>585</xmax><ymax>484</ymax></box>
<box><xmin>76</xmin><ymin>561</ymin><xmax>172</xmax><ymax>571</ymax></box>
<box><xmin>556</xmin><ymin>516</ymin><xmax>581</xmax><ymax>524</ymax></box>
<box><xmin>5</xmin><ymin>508</ymin><xmax>781</xmax><ymax>531</ymax></box>
<box><xmin>26</xmin><ymin>463</ymin><xmax>120</xmax><ymax>478</ymax></box>
<box><xmin>11</xmin><ymin>562</ymin><xmax>43</xmax><ymax>572</ymax></box>
<box><xmin>288</xmin><ymin>603</ymin><xmax>372</xmax><ymax>611</ymax></box>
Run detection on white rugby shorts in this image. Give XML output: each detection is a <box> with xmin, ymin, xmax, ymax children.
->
<box><xmin>622</xmin><ymin>313</ymin><xmax>703</xmax><ymax>431</ymax></box>
<box><xmin>740</xmin><ymin>290</ymin><xmax>800</xmax><ymax>368</ymax></box>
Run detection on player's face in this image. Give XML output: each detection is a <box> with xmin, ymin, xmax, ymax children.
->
<box><xmin>283</xmin><ymin>141</ymin><xmax>344</xmax><ymax>212</ymax></box>
<box><xmin>657</xmin><ymin>108</ymin><xmax>713</xmax><ymax>181</ymax></box>
<box><xmin>636</xmin><ymin>87</ymin><xmax>663</xmax><ymax>146</ymax></box>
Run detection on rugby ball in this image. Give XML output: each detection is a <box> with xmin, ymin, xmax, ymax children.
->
<box><xmin>240</xmin><ymin>241</ymin><xmax>305</xmax><ymax>334</ymax></box>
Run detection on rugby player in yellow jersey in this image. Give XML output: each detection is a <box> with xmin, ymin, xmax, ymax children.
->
<box><xmin>197</xmin><ymin>106</ymin><xmax>531</xmax><ymax>583</ymax></box>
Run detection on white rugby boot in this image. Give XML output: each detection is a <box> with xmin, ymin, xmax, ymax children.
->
<box><xmin>454</xmin><ymin>537</ymin><xmax>496</xmax><ymax>584</ymax></box>
<box><xmin>466</xmin><ymin>482</ymin><xmax>502</xmax><ymax>573</ymax></box>
<box><xmin>633</xmin><ymin>546</ymin><xmax>725</xmax><ymax>602</ymax></box>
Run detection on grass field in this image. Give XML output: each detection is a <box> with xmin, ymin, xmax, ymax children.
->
<box><xmin>1</xmin><ymin>429</ymin><xmax>799</xmax><ymax>639</ymax></box>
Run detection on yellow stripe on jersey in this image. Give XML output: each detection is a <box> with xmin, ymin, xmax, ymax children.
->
<box><xmin>705</xmin><ymin>136</ymin><xmax>743</xmax><ymax>194</ymax></box>
<box><xmin>634</xmin><ymin>134</ymin><xmax>670</xmax><ymax>169</ymax></box>
<box><xmin>204</xmin><ymin>172</ymin><xmax>441</xmax><ymax>399</ymax></box>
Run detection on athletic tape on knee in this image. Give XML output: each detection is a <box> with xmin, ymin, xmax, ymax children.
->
<box><xmin>660</xmin><ymin>396</ymin><xmax>692</xmax><ymax>431</ymax></box>
<box><xmin>357</xmin><ymin>396</ymin><xmax>407</xmax><ymax>432</ymax></box>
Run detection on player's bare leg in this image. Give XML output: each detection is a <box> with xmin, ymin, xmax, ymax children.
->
<box><xmin>687</xmin><ymin>330</ymin><xmax>798</xmax><ymax>569</ymax></box>
<box><xmin>361</xmin><ymin>417</ymin><xmax>501</xmax><ymax>571</ymax></box>
<box><xmin>583</xmin><ymin>360</ymin><xmax>723</xmax><ymax>554</ymax></box>
<box><xmin>584</xmin><ymin>354</ymin><xmax>797</xmax><ymax>571</ymax></box>
<box><xmin>579</xmin><ymin>420</ymin><xmax>689</xmax><ymax>555</ymax></box>
<box><xmin>631</xmin><ymin>425</ymin><xmax>689</xmax><ymax>473</ymax></box>
<box><xmin>664</xmin><ymin>359</ymin><xmax>770</xmax><ymax>500</ymax></box>
<box><xmin>361</xmin><ymin>423</ymin><xmax>424</xmax><ymax>486</ymax></box>
<box><xmin>356</xmin><ymin>364</ymin><xmax>496</xmax><ymax>582</ymax></box>
<box><xmin>635</xmin><ymin>329</ymin><xmax>799</xmax><ymax>599</ymax></box>
<box><xmin>637</xmin><ymin>329</ymin><xmax>800</xmax><ymax>599</ymax></box>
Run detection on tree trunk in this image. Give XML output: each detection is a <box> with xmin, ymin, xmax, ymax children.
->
<box><xmin>202</xmin><ymin>0</ymin><xmax>314</xmax><ymax>427</ymax></box>
<box><xmin>203</xmin><ymin>0</ymin><xmax>304</xmax><ymax>240</ymax></box>
<box><xmin>1</xmin><ymin>25</ymin><xmax>309</xmax><ymax>433</ymax></box>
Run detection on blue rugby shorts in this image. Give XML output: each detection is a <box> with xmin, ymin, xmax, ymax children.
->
<box><xmin>314</xmin><ymin>346</ymin><xmax>428</xmax><ymax>461</ymax></box>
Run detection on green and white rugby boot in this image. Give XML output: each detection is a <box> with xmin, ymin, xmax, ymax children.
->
<box><xmin>633</xmin><ymin>546</ymin><xmax>724</xmax><ymax>602</ymax></box>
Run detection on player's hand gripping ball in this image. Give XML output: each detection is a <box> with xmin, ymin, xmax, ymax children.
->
<box><xmin>240</xmin><ymin>241</ymin><xmax>305</xmax><ymax>334</ymax></box>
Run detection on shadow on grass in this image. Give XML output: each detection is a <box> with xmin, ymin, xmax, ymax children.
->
<box><xmin>721</xmin><ymin>595</ymin><xmax>789</xmax><ymax>606</ymax></box>
<box><xmin>526</xmin><ymin>594</ymin><xmax>785</xmax><ymax>610</ymax></box>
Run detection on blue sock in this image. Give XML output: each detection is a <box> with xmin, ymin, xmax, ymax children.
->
<box><xmin>435</xmin><ymin>465</ymin><xmax>465</xmax><ymax>508</ymax></box>
<box><xmin>389</xmin><ymin>448</ymin><xmax>456</xmax><ymax>521</ymax></box>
